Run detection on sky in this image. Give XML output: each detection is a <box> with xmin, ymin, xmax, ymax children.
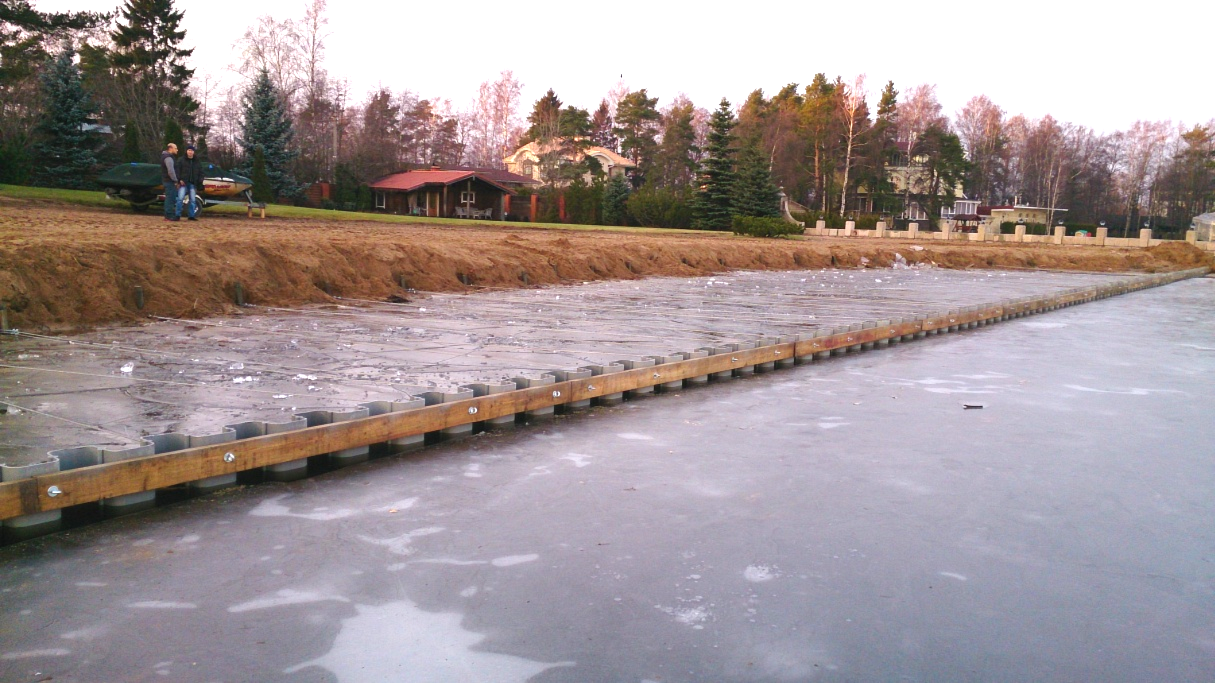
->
<box><xmin>41</xmin><ymin>0</ymin><xmax>1211</xmax><ymax>133</ymax></box>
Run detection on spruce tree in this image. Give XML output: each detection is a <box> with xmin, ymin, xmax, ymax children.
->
<box><xmin>193</xmin><ymin>134</ymin><xmax>208</xmax><ymax>161</ymax></box>
<box><xmin>34</xmin><ymin>44</ymin><xmax>99</xmax><ymax>189</ymax></box>
<box><xmin>691</xmin><ymin>98</ymin><xmax>737</xmax><ymax>230</ymax></box>
<box><xmin>238</xmin><ymin>69</ymin><xmax>300</xmax><ymax>200</ymax></box>
<box><xmin>120</xmin><ymin>119</ymin><xmax>142</xmax><ymax>162</ymax></box>
<box><xmin>602</xmin><ymin>174</ymin><xmax>631</xmax><ymax>226</ymax></box>
<box><xmin>109</xmin><ymin>0</ymin><xmax>199</xmax><ymax>153</ymax></box>
<box><xmin>732</xmin><ymin>138</ymin><xmax>781</xmax><ymax>218</ymax></box>
<box><xmin>163</xmin><ymin>118</ymin><xmax>184</xmax><ymax>151</ymax></box>
<box><xmin>249</xmin><ymin>145</ymin><xmax>272</xmax><ymax>203</ymax></box>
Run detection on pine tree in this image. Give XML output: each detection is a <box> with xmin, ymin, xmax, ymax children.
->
<box><xmin>613</xmin><ymin>89</ymin><xmax>661</xmax><ymax>186</ymax></box>
<box><xmin>193</xmin><ymin>134</ymin><xmax>208</xmax><ymax>161</ymax></box>
<box><xmin>109</xmin><ymin>0</ymin><xmax>199</xmax><ymax>155</ymax></box>
<box><xmin>602</xmin><ymin>173</ymin><xmax>631</xmax><ymax>226</ymax></box>
<box><xmin>732</xmin><ymin>138</ymin><xmax>781</xmax><ymax>218</ymax></box>
<box><xmin>238</xmin><ymin>69</ymin><xmax>300</xmax><ymax>200</ymax></box>
<box><xmin>34</xmin><ymin>44</ymin><xmax>99</xmax><ymax>189</ymax></box>
<box><xmin>691</xmin><ymin>98</ymin><xmax>737</xmax><ymax>230</ymax></box>
<box><xmin>120</xmin><ymin>119</ymin><xmax>142</xmax><ymax>162</ymax></box>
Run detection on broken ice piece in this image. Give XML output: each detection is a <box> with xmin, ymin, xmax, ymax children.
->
<box><xmin>911</xmin><ymin>245</ymin><xmax>925</xmax><ymax>251</ymax></box>
<box><xmin>233</xmin><ymin>376</ymin><xmax>255</xmax><ymax>383</ymax></box>
<box><xmin>120</xmin><ymin>362</ymin><xmax>134</xmax><ymax>374</ymax></box>
<box><xmin>229</xmin><ymin>362</ymin><xmax>244</xmax><ymax>370</ymax></box>
<box><xmin>294</xmin><ymin>374</ymin><xmax>318</xmax><ymax>381</ymax></box>
<box><xmin>272</xmin><ymin>394</ymin><xmax>291</xmax><ymax>399</ymax></box>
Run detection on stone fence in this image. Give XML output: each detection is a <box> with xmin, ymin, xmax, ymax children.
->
<box><xmin>806</xmin><ymin>220</ymin><xmax>1215</xmax><ymax>252</ymax></box>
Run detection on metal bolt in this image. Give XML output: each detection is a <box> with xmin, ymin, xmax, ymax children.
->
<box><xmin>587</xmin><ymin>384</ymin><xmax>595</xmax><ymax>391</ymax></box>
<box><xmin>731</xmin><ymin>357</ymin><xmax>739</xmax><ymax>362</ymax></box>
<box><xmin>47</xmin><ymin>485</ymin><xmax>62</xmax><ymax>497</ymax></box>
<box><xmin>552</xmin><ymin>390</ymin><xmax>561</xmax><ymax>398</ymax></box>
<box><xmin>467</xmin><ymin>406</ymin><xmax>478</xmax><ymax>415</ymax></box>
<box><xmin>774</xmin><ymin>350</ymin><xmax>780</xmax><ymax>355</ymax></box>
<box><xmin>223</xmin><ymin>452</ymin><xmax>236</xmax><ymax>463</ymax></box>
<box><xmin>653</xmin><ymin>373</ymin><xmax>660</xmax><ymax>379</ymax></box>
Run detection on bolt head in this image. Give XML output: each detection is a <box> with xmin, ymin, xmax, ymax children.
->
<box><xmin>223</xmin><ymin>452</ymin><xmax>236</xmax><ymax>463</ymax></box>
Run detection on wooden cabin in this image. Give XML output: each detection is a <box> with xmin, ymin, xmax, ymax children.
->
<box><xmin>370</xmin><ymin>168</ymin><xmax>521</xmax><ymax>219</ymax></box>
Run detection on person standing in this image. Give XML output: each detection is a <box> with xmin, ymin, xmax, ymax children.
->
<box><xmin>160</xmin><ymin>142</ymin><xmax>180</xmax><ymax>221</ymax></box>
<box><xmin>176</xmin><ymin>144</ymin><xmax>204</xmax><ymax>221</ymax></box>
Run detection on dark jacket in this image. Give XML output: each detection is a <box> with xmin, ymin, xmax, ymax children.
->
<box><xmin>160</xmin><ymin>150</ymin><xmax>179</xmax><ymax>185</ymax></box>
<box><xmin>177</xmin><ymin>155</ymin><xmax>205</xmax><ymax>186</ymax></box>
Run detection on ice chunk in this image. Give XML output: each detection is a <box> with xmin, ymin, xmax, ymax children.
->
<box><xmin>120</xmin><ymin>362</ymin><xmax>134</xmax><ymax>374</ymax></box>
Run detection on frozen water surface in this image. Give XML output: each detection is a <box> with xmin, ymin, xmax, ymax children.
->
<box><xmin>0</xmin><ymin>279</ymin><xmax>1213</xmax><ymax>682</ymax></box>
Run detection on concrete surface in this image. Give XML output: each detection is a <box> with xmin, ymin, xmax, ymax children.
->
<box><xmin>0</xmin><ymin>278</ymin><xmax>1212</xmax><ymax>682</ymax></box>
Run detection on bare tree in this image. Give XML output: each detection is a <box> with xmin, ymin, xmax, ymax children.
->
<box><xmin>232</xmin><ymin>15</ymin><xmax>302</xmax><ymax>104</ymax></box>
<box><xmin>954</xmin><ymin>95</ymin><xmax>1005</xmax><ymax>202</ymax></box>
<box><xmin>465</xmin><ymin>70</ymin><xmax>522</xmax><ymax>167</ymax></box>
<box><xmin>1117</xmin><ymin>120</ymin><xmax>1171</xmax><ymax>235</ymax></box>
<box><xmin>837</xmin><ymin>74</ymin><xmax>867</xmax><ymax>215</ymax></box>
<box><xmin>895</xmin><ymin>84</ymin><xmax>946</xmax><ymax>214</ymax></box>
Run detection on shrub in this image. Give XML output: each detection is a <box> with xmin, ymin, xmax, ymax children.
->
<box><xmin>732</xmin><ymin>215</ymin><xmax>802</xmax><ymax>238</ymax></box>
<box><xmin>626</xmin><ymin>186</ymin><xmax>693</xmax><ymax>229</ymax></box>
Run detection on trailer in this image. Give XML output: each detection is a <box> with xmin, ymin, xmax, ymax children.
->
<box><xmin>97</xmin><ymin>162</ymin><xmax>267</xmax><ymax>216</ymax></box>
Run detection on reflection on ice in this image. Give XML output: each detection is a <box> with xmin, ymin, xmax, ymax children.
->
<box><xmin>284</xmin><ymin>600</ymin><xmax>572</xmax><ymax>681</ymax></box>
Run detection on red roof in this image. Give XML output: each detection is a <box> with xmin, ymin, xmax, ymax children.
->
<box><xmin>370</xmin><ymin>170</ymin><xmax>516</xmax><ymax>194</ymax></box>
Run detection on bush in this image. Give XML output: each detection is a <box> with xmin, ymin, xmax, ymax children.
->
<box><xmin>626</xmin><ymin>186</ymin><xmax>692</xmax><ymax>229</ymax></box>
<box><xmin>732</xmin><ymin>215</ymin><xmax>802</xmax><ymax>238</ymax></box>
<box><xmin>1000</xmin><ymin>221</ymin><xmax>1049</xmax><ymax>235</ymax></box>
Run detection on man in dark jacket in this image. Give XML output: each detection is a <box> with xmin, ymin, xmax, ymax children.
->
<box><xmin>176</xmin><ymin>144</ymin><xmax>205</xmax><ymax>221</ymax></box>
<box><xmin>160</xmin><ymin>142</ymin><xmax>180</xmax><ymax>221</ymax></box>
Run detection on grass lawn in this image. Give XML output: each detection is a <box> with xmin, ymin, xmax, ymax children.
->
<box><xmin>0</xmin><ymin>184</ymin><xmax>715</xmax><ymax>236</ymax></box>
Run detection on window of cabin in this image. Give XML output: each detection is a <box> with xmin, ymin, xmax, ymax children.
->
<box><xmin>375</xmin><ymin>192</ymin><xmax>386</xmax><ymax>209</ymax></box>
<box><xmin>461</xmin><ymin>191</ymin><xmax>475</xmax><ymax>203</ymax></box>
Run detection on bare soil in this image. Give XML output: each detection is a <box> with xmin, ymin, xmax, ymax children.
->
<box><xmin>1</xmin><ymin>196</ymin><xmax>1210</xmax><ymax>331</ymax></box>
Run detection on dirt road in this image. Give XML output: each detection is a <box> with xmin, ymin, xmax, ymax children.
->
<box><xmin>1</xmin><ymin>196</ymin><xmax>1210</xmax><ymax>330</ymax></box>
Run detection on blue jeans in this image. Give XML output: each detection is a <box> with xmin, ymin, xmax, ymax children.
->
<box><xmin>163</xmin><ymin>184</ymin><xmax>179</xmax><ymax>218</ymax></box>
<box><xmin>177</xmin><ymin>183</ymin><xmax>198</xmax><ymax>218</ymax></box>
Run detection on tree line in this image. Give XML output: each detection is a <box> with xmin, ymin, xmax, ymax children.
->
<box><xmin>1</xmin><ymin>0</ymin><xmax>1211</xmax><ymax>232</ymax></box>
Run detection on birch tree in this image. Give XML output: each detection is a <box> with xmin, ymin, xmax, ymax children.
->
<box><xmin>837</xmin><ymin>74</ymin><xmax>867</xmax><ymax>215</ymax></box>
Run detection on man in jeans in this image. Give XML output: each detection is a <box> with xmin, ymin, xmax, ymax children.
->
<box><xmin>176</xmin><ymin>144</ymin><xmax>204</xmax><ymax>221</ymax></box>
<box><xmin>160</xmin><ymin>142</ymin><xmax>180</xmax><ymax>221</ymax></box>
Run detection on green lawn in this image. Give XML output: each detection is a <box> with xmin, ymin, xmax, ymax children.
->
<box><xmin>0</xmin><ymin>184</ymin><xmax>714</xmax><ymax>236</ymax></box>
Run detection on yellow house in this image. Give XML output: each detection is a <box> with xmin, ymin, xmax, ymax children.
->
<box><xmin>503</xmin><ymin>140</ymin><xmax>635</xmax><ymax>185</ymax></box>
<box><xmin>979</xmin><ymin>205</ymin><xmax>1067</xmax><ymax>230</ymax></box>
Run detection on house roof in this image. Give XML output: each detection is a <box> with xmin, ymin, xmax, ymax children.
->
<box><xmin>370</xmin><ymin>170</ymin><xmax>516</xmax><ymax>194</ymax></box>
<box><xmin>504</xmin><ymin>140</ymin><xmax>636</xmax><ymax>168</ymax></box>
<box><xmin>444</xmin><ymin>166</ymin><xmax>539</xmax><ymax>186</ymax></box>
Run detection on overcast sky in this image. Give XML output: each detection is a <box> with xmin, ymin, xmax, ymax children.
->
<box><xmin>42</xmin><ymin>0</ymin><xmax>1210</xmax><ymax>133</ymax></box>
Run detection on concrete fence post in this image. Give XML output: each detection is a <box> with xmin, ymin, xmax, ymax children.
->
<box><xmin>844</xmin><ymin>220</ymin><xmax>856</xmax><ymax>236</ymax></box>
<box><xmin>941</xmin><ymin>222</ymin><xmax>952</xmax><ymax>240</ymax></box>
<box><xmin>1139</xmin><ymin>228</ymin><xmax>1152</xmax><ymax>247</ymax></box>
<box><xmin>1186</xmin><ymin>230</ymin><xmax>1197</xmax><ymax>244</ymax></box>
<box><xmin>1053</xmin><ymin>226</ymin><xmax>1065</xmax><ymax>245</ymax></box>
<box><xmin>908</xmin><ymin>222</ymin><xmax>919</xmax><ymax>238</ymax></box>
<box><xmin>815</xmin><ymin>219</ymin><xmax>826</xmax><ymax>235</ymax></box>
<box><xmin>875</xmin><ymin>221</ymin><xmax>887</xmax><ymax>238</ymax></box>
<box><xmin>1096</xmin><ymin>227</ymin><xmax>1108</xmax><ymax>246</ymax></box>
